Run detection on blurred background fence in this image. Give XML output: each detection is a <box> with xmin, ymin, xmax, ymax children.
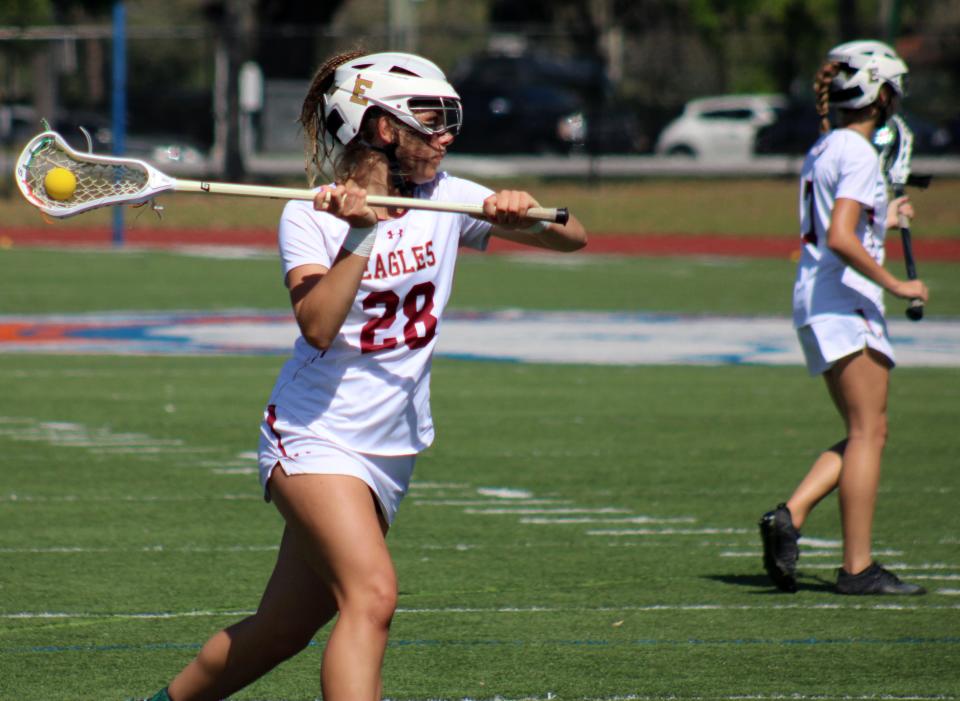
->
<box><xmin>2</xmin><ymin>0</ymin><xmax>960</xmax><ymax>186</ymax></box>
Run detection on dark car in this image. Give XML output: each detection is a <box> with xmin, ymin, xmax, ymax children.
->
<box><xmin>450</xmin><ymin>51</ymin><xmax>646</xmax><ymax>154</ymax></box>
<box><xmin>755</xmin><ymin>99</ymin><xmax>954</xmax><ymax>156</ymax></box>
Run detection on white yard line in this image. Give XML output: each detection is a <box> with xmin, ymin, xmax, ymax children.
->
<box><xmin>6</xmin><ymin>601</ymin><xmax>960</xmax><ymax>620</ymax></box>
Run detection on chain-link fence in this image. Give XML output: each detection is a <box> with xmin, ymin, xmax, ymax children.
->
<box><xmin>3</xmin><ymin>7</ymin><xmax>960</xmax><ymax>184</ymax></box>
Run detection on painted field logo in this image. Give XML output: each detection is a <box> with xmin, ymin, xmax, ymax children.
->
<box><xmin>1</xmin><ymin>310</ymin><xmax>959</xmax><ymax>366</ymax></box>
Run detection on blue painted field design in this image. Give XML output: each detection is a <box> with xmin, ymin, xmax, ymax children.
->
<box><xmin>1</xmin><ymin>310</ymin><xmax>959</xmax><ymax>366</ymax></box>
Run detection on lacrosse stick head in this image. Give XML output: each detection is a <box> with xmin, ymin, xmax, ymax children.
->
<box><xmin>15</xmin><ymin>130</ymin><xmax>175</xmax><ymax>218</ymax></box>
<box><xmin>874</xmin><ymin>114</ymin><xmax>912</xmax><ymax>190</ymax></box>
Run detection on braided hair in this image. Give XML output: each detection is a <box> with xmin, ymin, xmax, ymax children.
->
<box><xmin>813</xmin><ymin>61</ymin><xmax>841</xmax><ymax>134</ymax></box>
<box><xmin>299</xmin><ymin>48</ymin><xmax>376</xmax><ymax>187</ymax></box>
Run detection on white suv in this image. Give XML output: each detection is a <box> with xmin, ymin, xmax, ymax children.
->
<box><xmin>655</xmin><ymin>94</ymin><xmax>787</xmax><ymax>161</ymax></box>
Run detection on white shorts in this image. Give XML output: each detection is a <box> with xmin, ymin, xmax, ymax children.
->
<box><xmin>797</xmin><ymin>312</ymin><xmax>895</xmax><ymax>376</ymax></box>
<box><xmin>258</xmin><ymin>407</ymin><xmax>416</xmax><ymax>525</ymax></box>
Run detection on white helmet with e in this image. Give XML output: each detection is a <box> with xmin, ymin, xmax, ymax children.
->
<box><xmin>827</xmin><ymin>40</ymin><xmax>908</xmax><ymax>110</ymax></box>
<box><xmin>323</xmin><ymin>52</ymin><xmax>462</xmax><ymax>146</ymax></box>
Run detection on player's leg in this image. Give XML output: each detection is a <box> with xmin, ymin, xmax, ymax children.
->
<box><xmin>269</xmin><ymin>469</ymin><xmax>396</xmax><ymax>701</ymax></box>
<box><xmin>784</xmin><ymin>439</ymin><xmax>845</xmax><ymax>529</ymax></box>
<box><xmin>165</xmin><ymin>525</ymin><xmax>337</xmax><ymax>701</ymax></box>
<box><xmin>826</xmin><ymin>348</ymin><xmax>889</xmax><ymax>575</ymax></box>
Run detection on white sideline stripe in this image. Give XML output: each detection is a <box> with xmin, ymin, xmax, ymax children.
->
<box><xmin>797</xmin><ymin>537</ymin><xmax>843</xmax><ymax>547</ymax></box>
<box><xmin>408</xmin><ymin>482</ymin><xmax>471</xmax><ymax>489</ymax></box>
<box><xmin>521</xmin><ymin>516</ymin><xmax>697</xmax><ymax>525</ymax></box>
<box><xmin>1</xmin><ymin>683</ymin><xmax>950</xmax><ymax>701</ymax></box>
<box><xmin>0</xmin><ymin>545</ymin><xmax>280</xmax><ymax>554</ymax></box>
<box><xmin>0</xmin><ymin>543</ymin><xmax>478</xmax><ymax>555</ymax></box>
<box><xmin>720</xmin><ymin>549</ymin><xmax>902</xmax><ymax>558</ymax></box>
<box><xmin>801</xmin><ymin>562</ymin><xmax>957</xmax><ymax>571</ymax></box>
<box><xmin>476</xmin><ymin>487</ymin><xmax>534</xmax><ymax>499</ymax></box>
<box><xmin>6</xmin><ymin>601</ymin><xmax>960</xmax><ymax>620</ymax></box>
<box><xmin>588</xmin><ymin>528</ymin><xmax>751</xmax><ymax>536</ymax></box>
<box><xmin>413</xmin><ymin>499</ymin><xmax>571</xmax><ymax>507</ymax></box>
<box><xmin>465</xmin><ymin>507</ymin><xmax>632</xmax><ymax>515</ymax></box>
<box><xmin>0</xmin><ymin>493</ymin><xmax>259</xmax><ymax>503</ymax></box>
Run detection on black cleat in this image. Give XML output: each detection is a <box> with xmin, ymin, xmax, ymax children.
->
<box><xmin>836</xmin><ymin>562</ymin><xmax>926</xmax><ymax>596</ymax></box>
<box><xmin>759</xmin><ymin>503</ymin><xmax>800</xmax><ymax>593</ymax></box>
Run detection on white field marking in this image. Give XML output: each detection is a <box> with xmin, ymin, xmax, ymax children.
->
<box><xmin>383</xmin><ymin>696</ymin><xmax>960</xmax><ymax>701</ymax></box>
<box><xmin>385</xmin><ymin>697</ymin><xmax>957</xmax><ymax>701</ymax></box>
<box><xmin>910</xmin><ymin>574</ymin><xmax>960</xmax><ymax>581</ymax></box>
<box><xmin>798</xmin><ymin>537</ymin><xmax>843</xmax><ymax>548</ymax></box>
<box><xmin>413</xmin><ymin>499</ymin><xmax>571</xmax><ymax>507</ymax></box>
<box><xmin>520</xmin><ymin>516</ymin><xmax>697</xmax><ymax>525</ymax></box>
<box><xmin>203</xmin><ymin>451</ymin><xmax>260</xmax><ymax>475</ymax></box>
<box><xmin>720</xmin><ymin>549</ymin><xmax>902</xmax><ymax>558</ymax></box>
<box><xmin>0</xmin><ymin>544</ymin><xmax>279</xmax><ymax>554</ymax></box>
<box><xmin>0</xmin><ymin>493</ymin><xmax>258</xmax><ymax>503</ymax></box>
<box><xmin>588</xmin><ymin>528</ymin><xmax>751</xmax><ymax>536</ymax></box>
<box><xmin>476</xmin><ymin>487</ymin><xmax>533</xmax><ymax>499</ymax></box>
<box><xmin>0</xmin><ymin>542</ymin><xmax>477</xmax><ymax>555</ymax></box>
<box><xmin>0</xmin><ymin>416</ymin><xmax>192</xmax><ymax>455</ymax></box>
<box><xmin>800</xmin><ymin>562</ymin><xmax>957</xmax><ymax>571</ymax></box>
<box><xmin>407</xmin><ymin>481</ymin><xmax>471</xmax><ymax>490</ymax></box>
<box><xmin>171</xmin><ymin>245</ymin><xmax>274</xmax><ymax>260</ymax></box>
<box><xmin>939</xmin><ymin>589</ymin><xmax>960</xmax><ymax>596</ymax></box>
<box><xmin>465</xmin><ymin>507</ymin><xmax>632</xmax><ymax>515</ymax></box>
<box><xmin>6</xmin><ymin>602</ymin><xmax>960</xmax><ymax>621</ymax></box>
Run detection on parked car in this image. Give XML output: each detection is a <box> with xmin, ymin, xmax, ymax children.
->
<box><xmin>755</xmin><ymin>99</ymin><xmax>955</xmax><ymax>156</ymax></box>
<box><xmin>654</xmin><ymin>93</ymin><xmax>787</xmax><ymax>160</ymax></box>
<box><xmin>450</xmin><ymin>51</ymin><xmax>646</xmax><ymax>154</ymax></box>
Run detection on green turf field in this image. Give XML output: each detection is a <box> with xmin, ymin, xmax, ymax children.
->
<box><xmin>0</xmin><ymin>234</ymin><xmax>958</xmax><ymax>699</ymax></box>
<box><xmin>1</xmin><ymin>247</ymin><xmax>959</xmax><ymax>317</ymax></box>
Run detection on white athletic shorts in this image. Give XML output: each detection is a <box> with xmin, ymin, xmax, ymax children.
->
<box><xmin>258</xmin><ymin>408</ymin><xmax>416</xmax><ymax>525</ymax></box>
<box><xmin>797</xmin><ymin>312</ymin><xmax>895</xmax><ymax>376</ymax></box>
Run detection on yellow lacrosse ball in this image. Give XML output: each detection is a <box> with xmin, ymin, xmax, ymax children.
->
<box><xmin>43</xmin><ymin>167</ymin><xmax>78</xmax><ymax>201</ymax></box>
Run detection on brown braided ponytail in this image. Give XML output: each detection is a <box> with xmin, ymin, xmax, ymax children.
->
<box><xmin>299</xmin><ymin>49</ymin><xmax>367</xmax><ymax>186</ymax></box>
<box><xmin>813</xmin><ymin>61</ymin><xmax>841</xmax><ymax>134</ymax></box>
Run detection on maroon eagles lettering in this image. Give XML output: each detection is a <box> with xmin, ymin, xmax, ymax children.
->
<box><xmin>362</xmin><ymin>240</ymin><xmax>437</xmax><ymax>281</ymax></box>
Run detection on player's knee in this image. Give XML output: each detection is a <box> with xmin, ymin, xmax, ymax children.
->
<box><xmin>849</xmin><ymin>414</ymin><xmax>887</xmax><ymax>446</ymax></box>
<box><xmin>344</xmin><ymin>574</ymin><xmax>398</xmax><ymax>630</ymax></box>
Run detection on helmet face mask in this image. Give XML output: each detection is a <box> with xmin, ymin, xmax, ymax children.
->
<box><xmin>827</xmin><ymin>40</ymin><xmax>909</xmax><ymax>110</ymax></box>
<box><xmin>407</xmin><ymin>97</ymin><xmax>463</xmax><ymax>137</ymax></box>
<box><xmin>323</xmin><ymin>53</ymin><xmax>462</xmax><ymax>145</ymax></box>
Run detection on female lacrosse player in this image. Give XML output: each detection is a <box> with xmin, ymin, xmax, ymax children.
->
<box><xmin>758</xmin><ymin>40</ymin><xmax>927</xmax><ymax>596</ymax></box>
<box><xmin>142</xmin><ymin>51</ymin><xmax>585</xmax><ymax>701</ymax></box>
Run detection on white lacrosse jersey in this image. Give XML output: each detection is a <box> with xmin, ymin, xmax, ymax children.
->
<box><xmin>793</xmin><ymin>128</ymin><xmax>889</xmax><ymax>328</ymax></box>
<box><xmin>265</xmin><ymin>172</ymin><xmax>494</xmax><ymax>455</ymax></box>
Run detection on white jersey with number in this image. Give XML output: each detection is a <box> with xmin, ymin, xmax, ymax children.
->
<box><xmin>266</xmin><ymin>172</ymin><xmax>493</xmax><ymax>455</ymax></box>
<box><xmin>793</xmin><ymin>128</ymin><xmax>889</xmax><ymax>328</ymax></box>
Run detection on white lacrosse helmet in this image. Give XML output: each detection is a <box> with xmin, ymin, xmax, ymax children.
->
<box><xmin>827</xmin><ymin>40</ymin><xmax>908</xmax><ymax>109</ymax></box>
<box><xmin>323</xmin><ymin>52</ymin><xmax>462</xmax><ymax>145</ymax></box>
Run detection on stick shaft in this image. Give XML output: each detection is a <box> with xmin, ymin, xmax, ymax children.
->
<box><xmin>172</xmin><ymin>179</ymin><xmax>568</xmax><ymax>223</ymax></box>
<box><xmin>894</xmin><ymin>185</ymin><xmax>924</xmax><ymax>321</ymax></box>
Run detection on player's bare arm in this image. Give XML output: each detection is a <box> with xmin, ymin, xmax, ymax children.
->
<box><xmin>483</xmin><ymin>189</ymin><xmax>587</xmax><ymax>252</ymax></box>
<box><xmin>286</xmin><ymin>184</ymin><xmax>380</xmax><ymax>350</ymax></box>
<box><xmin>826</xmin><ymin>197</ymin><xmax>927</xmax><ymax>302</ymax></box>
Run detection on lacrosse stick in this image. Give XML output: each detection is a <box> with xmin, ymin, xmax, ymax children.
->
<box><xmin>873</xmin><ymin>115</ymin><xmax>930</xmax><ymax>321</ymax></box>
<box><xmin>15</xmin><ymin>130</ymin><xmax>569</xmax><ymax>224</ymax></box>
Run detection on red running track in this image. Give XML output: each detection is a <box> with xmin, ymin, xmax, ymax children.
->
<box><xmin>2</xmin><ymin>227</ymin><xmax>959</xmax><ymax>261</ymax></box>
